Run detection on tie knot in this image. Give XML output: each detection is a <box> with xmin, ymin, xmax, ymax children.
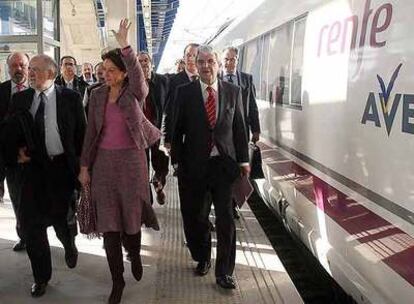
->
<box><xmin>191</xmin><ymin>75</ymin><xmax>199</xmax><ymax>82</ymax></box>
<box><xmin>39</xmin><ymin>92</ymin><xmax>46</xmax><ymax>102</ymax></box>
<box><xmin>206</xmin><ymin>86</ymin><xmax>214</xmax><ymax>93</ymax></box>
<box><xmin>16</xmin><ymin>83</ymin><xmax>25</xmax><ymax>91</ymax></box>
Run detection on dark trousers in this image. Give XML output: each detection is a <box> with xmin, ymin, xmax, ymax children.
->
<box><xmin>146</xmin><ymin>142</ymin><xmax>169</xmax><ymax>204</ymax></box>
<box><xmin>179</xmin><ymin>157</ymin><xmax>237</xmax><ymax>277</ymax></box>
<box><xmin>21</xmin><ymin>155</ymin><xmax>77</xmax><ymax>284</ymax></box>
<box><xmin>146</xmin><ymin>142</ymin><xmax>169</xmax><ymax>187</ymax></box>
<box><xmin>26</xmin><ymin>215</ymin><xmax>74</xmax><ymax>284</ymax></box>
<box><xmin>4</xmin><ymin>165</ymin><xmax>26</xmax><ymax>241</ymax></box>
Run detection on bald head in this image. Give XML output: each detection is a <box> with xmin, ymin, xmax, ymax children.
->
<box><xmin>7</xmin><ymin>52</ymin><xmax>29</xmax><ymax>84</ymax></box>
<box><xmin>28</xmin><ymin>54</ymin><xmax>58</xmax><ymax>91</ymax></box>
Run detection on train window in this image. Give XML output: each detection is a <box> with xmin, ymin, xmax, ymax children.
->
<box><xmin>291</xmin><ymin>17</ymin><xmax>306</xmax><ymax>106</ymax></box>
<box><xmin>237</xmin><ymin>46</ymin><xmax>245</xmax><ymax>72</ymax></box>
<box><xmin>241</xmin><ymin>37</ymin><xmax>263</xmax><ymax>99</ymax></box>
<box><xmin>260</xmin><ymin>33</ymin><xmax>271</xmax><ymax>102</ymax></box>
<box><xmin>268</xmin><ymin>21</ymin><xmax>293</xmax><ymax>106</ymax></box>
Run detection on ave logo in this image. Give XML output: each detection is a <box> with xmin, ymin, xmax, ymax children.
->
<box><xmin>361</xmin><ymin>63</ymin><xmax>414</xmax><ymax>135</ymax></box>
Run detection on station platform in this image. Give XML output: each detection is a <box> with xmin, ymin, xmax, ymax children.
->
<box><xmin>0</xmin><ymin>176</ymin><xmax>303</xmax><ymax>304</ymax></box>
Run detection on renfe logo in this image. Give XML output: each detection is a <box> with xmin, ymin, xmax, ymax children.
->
<box><xmin>318</xmin><ymin>0</ymin><xmax>392</xmax><ymax>57</ymax></box>
<box><xmin>361</xmin><ymin>64</ymin><xmax>414</xmax><ymax>136</ymax></box>
<box><xmin>317</xmin><ymin>0</ymin><xmax>393</xmax><ymax>75</ymax></box>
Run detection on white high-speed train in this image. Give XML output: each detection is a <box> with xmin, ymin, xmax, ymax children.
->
<box><xmin>212</xmin><ymin>0</ymin><xmax>414</xmax><ymax>303</ymax></box>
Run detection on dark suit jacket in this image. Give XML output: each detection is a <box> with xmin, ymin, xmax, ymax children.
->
<box><xmin>8</xmin><ymin>85</ymin><xmax>87</xmax><ymax>178</ymax></box>
<box><xmin>0</xmin><ymin>80</ymin><xmax>12</xmax><ymax>121</ymax></box>
<box><xmin>171</xmin><ymin>80</ymin><xmax>249</xmax><ymax>179</ymax></box>
<box><xmin>84</xmin><ymin>82</ymin><xmax>104</xmax><ymax>117</ymax></box>
<box><xmin>147</xmin><ymin>72</ymin><xmax>169</xmax><ymax>129</ymax></box>
<box><xmin>163</xmin><ymin>70</ymin><xmax>192</xmax><ymax>143</ymax></box>
<box><xmin>55</xmin><ymin>75</ymin><xmax>89</xmax><ymax>99</ymax></box>
<box><xmin>220</xmin><ymin>71</ymin><xmax>260</xmax><ymax>134</ymax></box>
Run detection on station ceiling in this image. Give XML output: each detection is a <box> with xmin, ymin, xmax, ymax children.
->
<box><xmin>137</xmin><ymin>0</ymin><xmax>179</xmax><ymax>69</ymax></box>
<box><xmin>60</xmin><ymin>0</ymin><xmax>179</xmax><ymax>69</ymax></box>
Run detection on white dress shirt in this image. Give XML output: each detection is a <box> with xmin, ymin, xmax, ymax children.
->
<box><xmin>31</xmin><ymin>85</ymin><xmax>64</xmax><ymax>157</ymax></box>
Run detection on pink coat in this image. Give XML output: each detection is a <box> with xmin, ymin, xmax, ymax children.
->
<box><xmin>80</xmin><ymin>48</ymin><xmax>161</xmax><ymax>168</ymax></box>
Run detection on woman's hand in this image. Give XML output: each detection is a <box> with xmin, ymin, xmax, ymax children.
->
<box><xmin>78</xmin><ymin>166</ymin><xmax>91</xmax><ymax>186</ymax></box>
<box><xmin>112</xmin><ymin>18</ymin><xmax>131</xmax><ymax>49</ymax></box>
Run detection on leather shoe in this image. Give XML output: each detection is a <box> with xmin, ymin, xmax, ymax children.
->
<box><xmin>31</xmin><ymin>282</ymin><xmax>47</xmax><ymax>297</ymax></box>
<box><xmin>195</xmin><ymin>260</ymin><xmax>211</xmax><ymax>276</ymax></box>
<box><xmin>13</xmin><ymin>240</ymin><xmax>26</xmax><ymax>251</ymax></box>
<box><xmin>65</xmin><ymin>244</ymin><xmax>78</xmax><ymax>269</ymax></box>
<box><xmin>216</xmin><ymin>275</ymin><xmax>236</xmax><ymax>289</ymax></box>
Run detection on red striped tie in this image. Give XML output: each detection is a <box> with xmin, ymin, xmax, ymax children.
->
<box><xmin>205</xmin><ymin>86</ymin><xmax>216</xmax><ymax>153</ymax></box>
<box><xmin>205</xmin><ymin>86</ymin><xmax>216</xmax><ymax>128</ymax></box>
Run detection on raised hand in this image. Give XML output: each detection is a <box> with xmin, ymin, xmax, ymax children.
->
<box><xmin>112</xmin><ymin>18</ymin><xmax>131</xmax><ymax>48</ymax></box>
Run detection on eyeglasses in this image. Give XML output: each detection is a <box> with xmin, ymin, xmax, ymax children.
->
<box><xmin>197</xmin><ymin>59</ymin><xmax>217</xmax><ymax>66</ymax></box>
<box><xmin>223</xmin><ymin>57</ymin><xmax>237</xmax><ymax>63</ymax></box>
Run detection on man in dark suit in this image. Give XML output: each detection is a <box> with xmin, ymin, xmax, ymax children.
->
<box><xmin>55</xmin><ymin>55</ymin><xmax>89</xmax><ymax>98</ymax></box>
<box><xmin>0</xmin><ymin>52</ymin><xmax>30</xmax><ymax>251</ymax></box>
<box><xmin>171</xmin><ymin>45</ymin><xmax>250</xmax><ymax>289</ymax></box>
<box><xmin>82</xmin><ymin>62</ymin><xmax>105</xmax><ymax>116</ymax></box>
<box><xmin>220</xmin><ymin>46</ymin><xmax>261</xmax><ymax>142</ymax></box>
<box><xmin>163</xmin><ymin>43</ymin><xmax>199</xmax><ymax>150</ymax></box>
<box><xmin>138</xmin><ymin>51</ymin><xmax>169</xmax><ymax>204</ymax></box>
<box><xmin>221</xmin><ymin>46</ymin><xmax>261</xmax><ymax>219</ymax></box>
<box><xmin>7</xmin><ymin>54</ymin><xmax>86</xmax><ymax>297</ymax></box>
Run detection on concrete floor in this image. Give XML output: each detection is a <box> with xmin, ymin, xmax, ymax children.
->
<box><xmin>0</xmin><ymin>176</ymin><xmax>302</xmax><ymax>304</ymax></box>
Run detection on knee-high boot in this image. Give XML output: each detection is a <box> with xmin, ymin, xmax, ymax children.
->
<box><xmin>122</xmin><ymin>232</ymin><xmax>143</xmax><ymax>281</ymax></box>
<box><xmin>104</xmin><ymin>232</ymin><xmax>125</xmax><ymax>304</ymax></box>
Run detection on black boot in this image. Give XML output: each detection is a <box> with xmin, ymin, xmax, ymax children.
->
<box><xmin>122</xmin><ymin>232</ymin><xmax>143</xmax><ymax>281</ymax></box>
<box><xmin>104</xmin><ymin>232</ymin><xmax>125</xmax><ymax>304</ymax></box>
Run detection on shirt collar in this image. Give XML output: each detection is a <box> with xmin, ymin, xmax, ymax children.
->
<box><xmin>63</xmin><ymin>76</ymin><xmax>74</xmax><ymax>86</ymax></box>
<box><xmin>185</xmin><ymin>69</ymin><xmax>198</xmax><ymax>81</ymax></box>
<box><xmin>11</xmin><ymin>80</ymin><xmax>28</xmax><ymax>90</ymax></box>
<box><xmin>35</xmin><ymin>84</ymin><xmax>55</xmax><ymax>101</ymax></box>
<box><xmin>224</xmin><ymin>70</ymin><xmax>237</xmax><ymax>77</ymax></box>
<box><xmin>200</xmin><ymin>79</ymin><xmax>218</xmax><ymax>92</ymax></box>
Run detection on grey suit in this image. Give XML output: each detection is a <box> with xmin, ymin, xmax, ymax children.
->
<box><xmin>171</xmin><ymin>79</ymin><xmax>248</xmax><ymax>277</ymax></box>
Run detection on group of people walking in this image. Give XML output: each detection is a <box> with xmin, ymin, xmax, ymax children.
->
<box><xmin>0</xmin><ymin>17</ymin><xmax>260</xmax><ymax>303</ymax></box>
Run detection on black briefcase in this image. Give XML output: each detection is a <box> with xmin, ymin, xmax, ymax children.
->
<box><xmin>249</xmin><ymin>143</ymin><xmax>264</xmax><ymax>179</ymax></box>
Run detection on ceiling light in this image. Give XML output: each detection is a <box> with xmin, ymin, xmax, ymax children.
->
<box><xmin>69</xmin><ymin>0</ymin><xmax>76</xmax><ymax>16</ymax></box>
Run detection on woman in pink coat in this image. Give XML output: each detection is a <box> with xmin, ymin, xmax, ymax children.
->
<box><xmin>79</xmin><ymin>19</ymin><xmax>160</xmax><ymax>304</ymax></box>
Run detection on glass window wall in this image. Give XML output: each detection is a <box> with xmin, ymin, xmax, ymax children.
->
<box><xmin>0</xmin><ymin>0</ymin><xmax>37</xmax><ymax>36</ymax></box>
<box><xmin>0</xmin><ymin>0</ymin><xmax>60</xmax><ymax>79</ymax></box>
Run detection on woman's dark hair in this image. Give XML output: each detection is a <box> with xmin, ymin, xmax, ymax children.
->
<box><xmin>101</xmin><ymin>48</ymin><xmax>126</xmax><ymax>72</ymax></box>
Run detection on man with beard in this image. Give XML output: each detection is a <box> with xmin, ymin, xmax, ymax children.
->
<box><xmin>81</xmin><ymin>62</ymin><xmax>97</xmax><ymax>85</ymax></box>
<box><xmin>138</xmin><ymin>52</ymin><xmax>169</xmax><ymax>205</ymax></box>
<box><xmin>82</xmin><ymin>62</ymin><xmax>105</xmax><ymax>115</ymax></box>
<box><xmin>0</xmin><ymin>52</ymin><xmax>30</xmax><ymax>251</ymax></box>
